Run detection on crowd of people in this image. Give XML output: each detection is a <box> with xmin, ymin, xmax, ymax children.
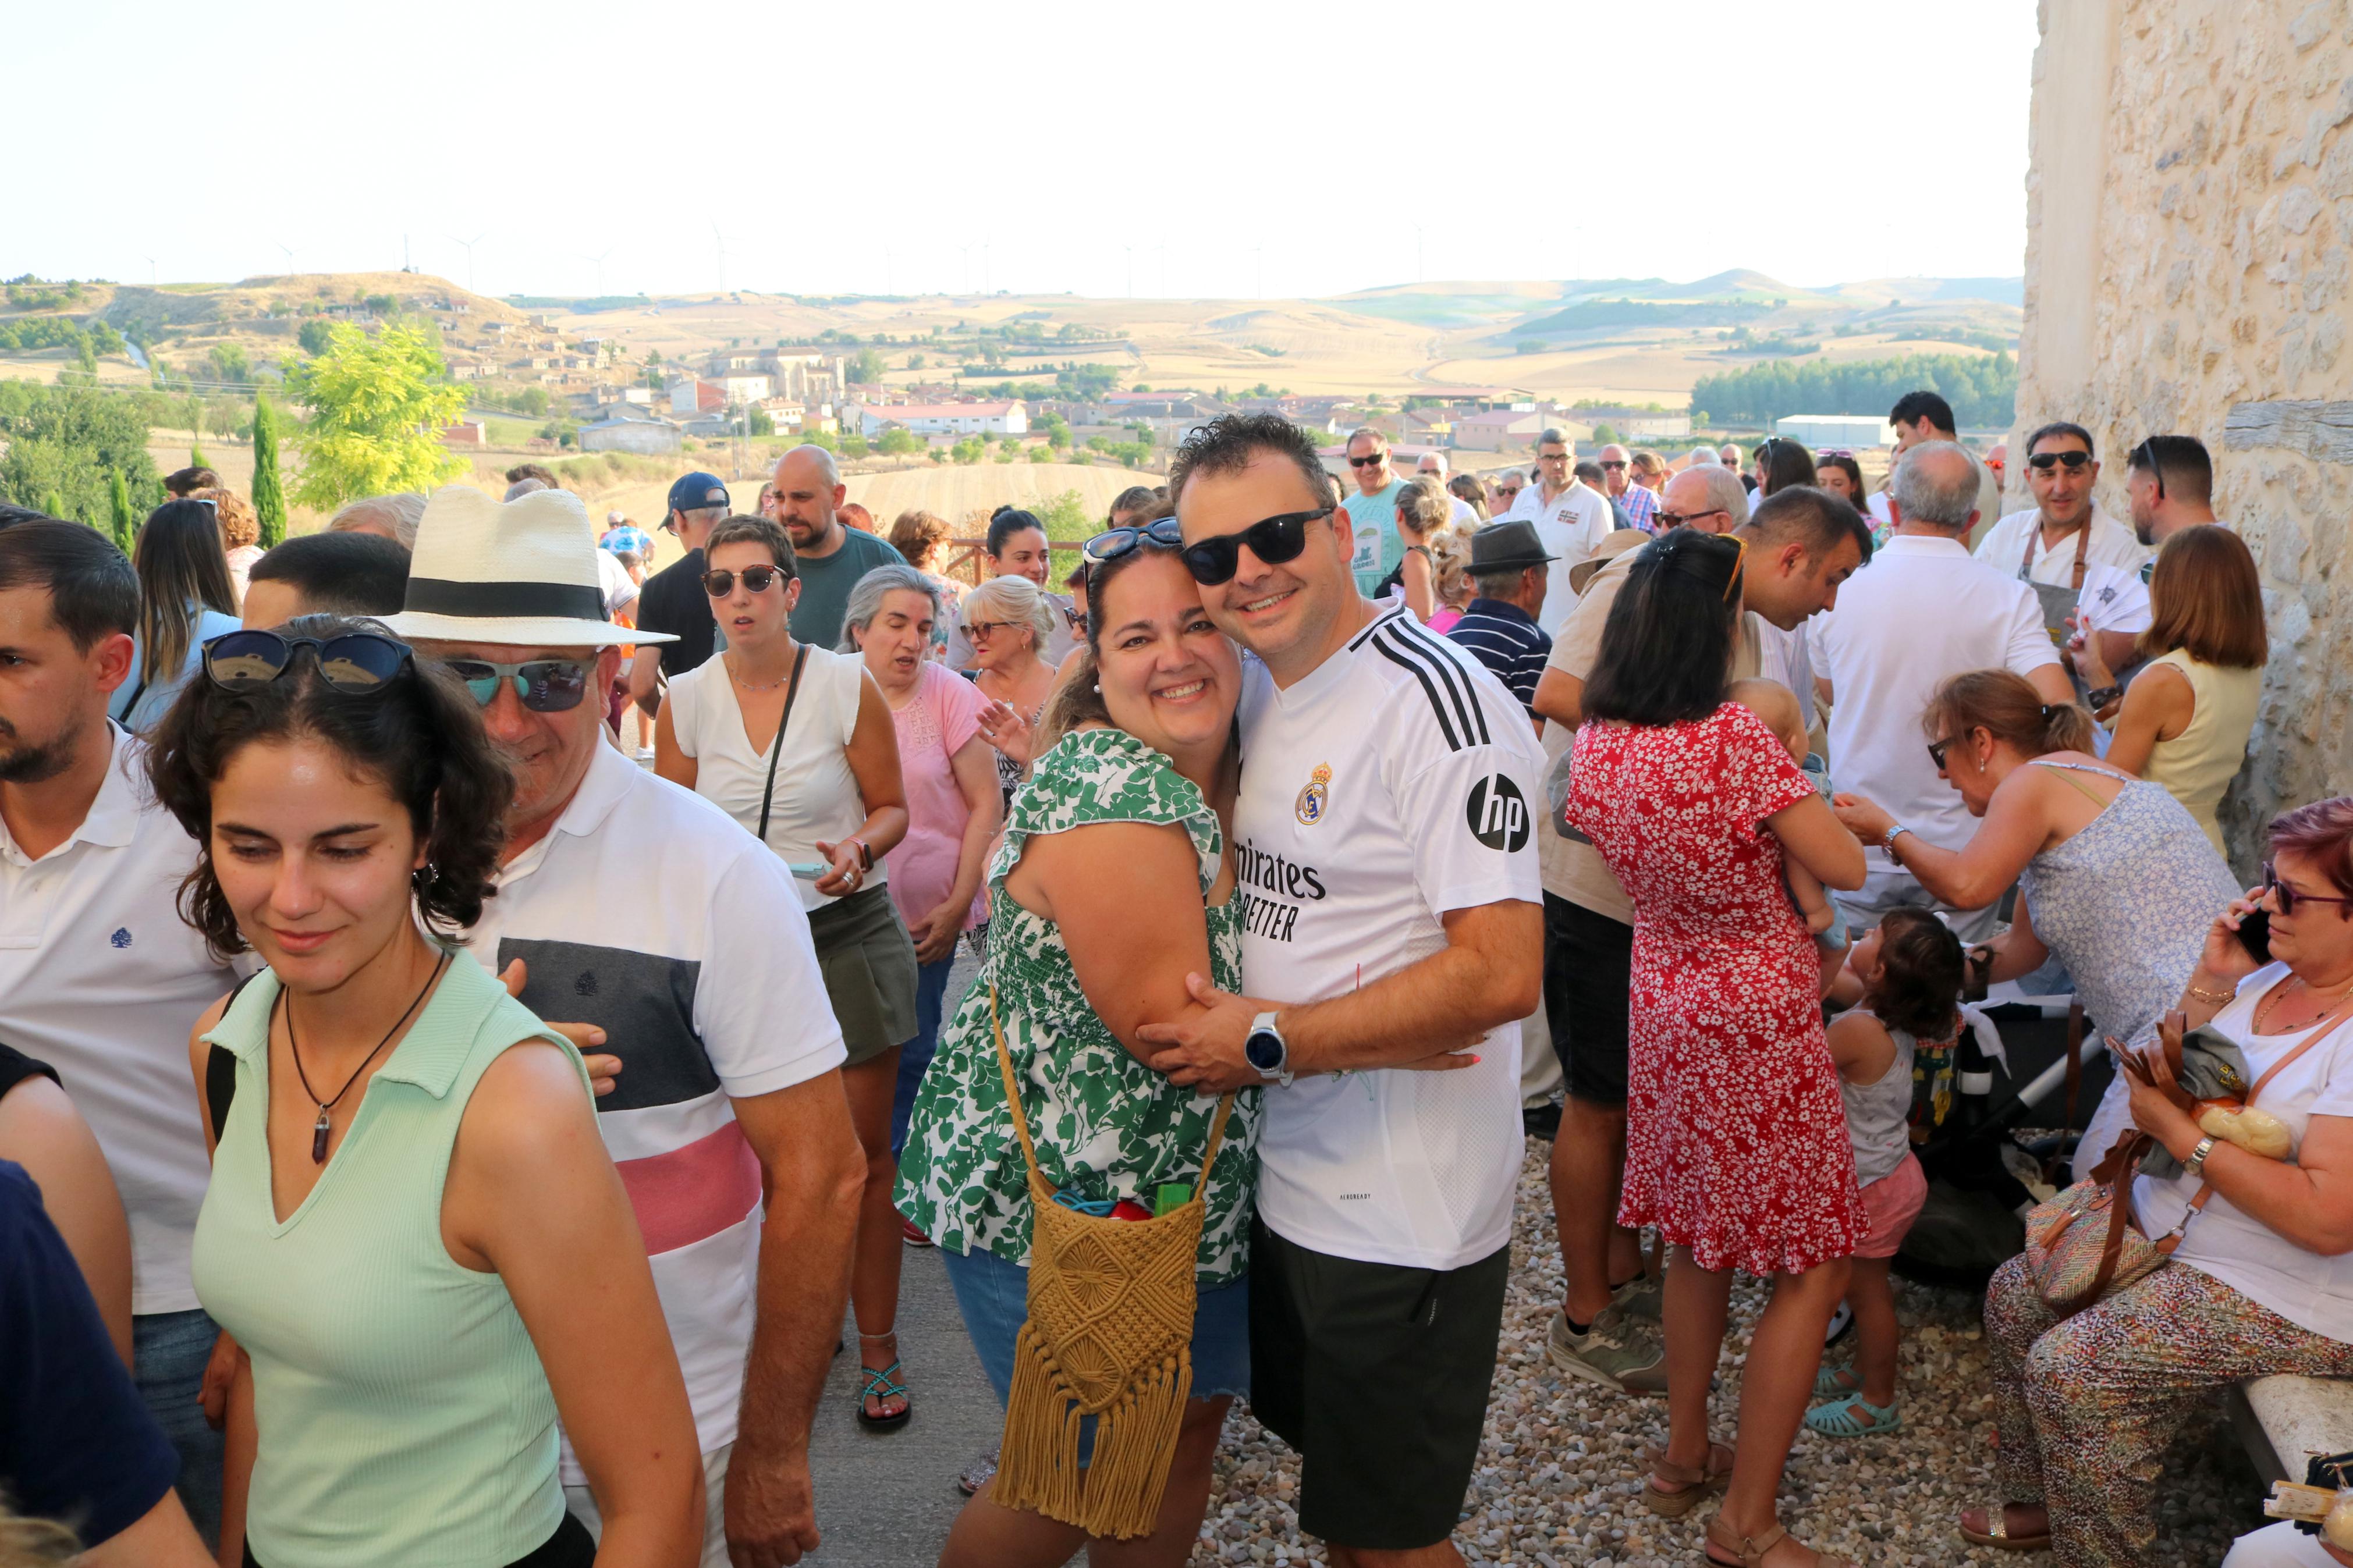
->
<box><xmin>1</xmin><ymin>389</ymin><xmax>2348</xmax><ymax>1568</ymax></box>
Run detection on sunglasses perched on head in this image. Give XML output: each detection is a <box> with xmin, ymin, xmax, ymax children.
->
<box><xmin>1082</xmin><ymin>517</ymin><xmax>1184</xmax><ymax>566</ymax></box>
<box><xmin>1180</xmin><ymin>506</ymin><xmax>1332</xmax><ymax>585</ymax></box>
<box><xmin>2027</xmin><ymin>450</ymin><xmax>2093</xmax><ymax>473</ymax></box>
<box><xmin>702</xmin><ymin>566</ymin><xmax>789</xmax><ymax>596</ymax></box>
<box><xmin>204</xmin><ymin>629</ymin><xmax>414</xmax><ymax>695</ymax></box>
<box><xmin>440</xmin><ymin>657</ymin><xmax>595</xmax><ymax>713</ymax></box>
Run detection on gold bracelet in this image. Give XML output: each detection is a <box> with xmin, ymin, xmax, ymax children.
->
<box><xmin>2187</xmin><ymin>983</ymin><xmax>2235</xmax><ymax>1007</ymax></box>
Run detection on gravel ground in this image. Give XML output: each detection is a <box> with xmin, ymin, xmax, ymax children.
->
<box><xmin>1190</xmin><ymin>1138</ymin><xmax>2268</xmax><ymax>1566</ymax></box>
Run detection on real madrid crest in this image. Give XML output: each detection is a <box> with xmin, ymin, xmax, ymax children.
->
<box><xmin>1295</xmin><ymin>762</ymin><xmax>1332</xmax><ymax>825</ymax></box>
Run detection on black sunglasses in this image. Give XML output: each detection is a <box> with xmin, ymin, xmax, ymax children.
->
<box><xmin>2028</xmin><ymin>450</ymin><xmax>2093</xmax><ymax>472</ymax></box>
<box><xmin>441</xmin><ymin>657</ymin><xmax>595</xmax><ymax>713</ymax></box>
<box><xmin>1347</xmin><ymin>453</ymin><xmax>1387</xmax><ymax>468</ymax></box>
<box><xmin>1180</xmin><ymin>506</ymin><xmax>1332</xmax><ymax>586</ymax></box>
<box><xmin>1599</xmin><ymin>458</ymin><xmax>1628</xmax><ymax>470</ymax></box>
<box><xmin>1083</xmin><ymin>517</ymin><xmax>1184</xmax><ymax>565</ymax></box>
<box><xmin>203</xmin><ymin>629</ymin><xmax>414</xmax><ymax>695</ymax></box>
<box><xmin>703</xmin><ymin>566</ymin><xmax>789</xmax><ymax>596</ymax></box>
<box><xmin>2264</xmin><ymin>862</ymin><xmax>2353</xmax><ymax>916</ymax></box>
<box><xmin>1927</xmin><ymin>734</ymin><xmax>1958</xmax><ymax>771</ymax></box>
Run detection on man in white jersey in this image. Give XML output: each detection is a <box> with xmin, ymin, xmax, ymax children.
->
<box><xmin>1501</xmin><ymin>428</ymin><xmax>1613</xmax><ymax>633</ymax></box>
<box><xmin>1144</xmin><ymin>414</ymin><xmax>1544</xmax><ymax>1566</ymax></box>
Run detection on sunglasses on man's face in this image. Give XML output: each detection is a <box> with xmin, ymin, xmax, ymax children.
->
<box><xmin>702</xmin><ymin>566</ymin><xmax>788</xmax><ymax>596</ymax></box>
<box><xmin>1180</xmin><ymin>506</ymin><xmax>1332</xmax><ymax>586</ymax></box>
<box><xmin>2028</xmin><ymin>450</ymin><xmax>2093</xmax><ymax>473</ymax></box>
<box><xmin>441</xmin><ymin>657</ymin><xmax>595</xmax><ymax>713</ymax></box>
<box><xmin>2263</xmin><ymin>862</ymin><xmax>2353</xmax><ymax>917</ymax></box>
<box><xmin>1347</xmin><ymin>453</ymin><xmax>1387</xmax><ymax>468</ymax></box>
<box><xmin>204</xmin><ymin>629</ymin><xmax>414</xmax><ymax>695</ymax></box>
<box><xmin>1599</xmin><ymin>459</ymin><xmax>1628</xmax><ymax>470</ymax></box>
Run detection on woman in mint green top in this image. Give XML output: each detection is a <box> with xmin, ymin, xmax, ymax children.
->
<box><xmin>896</xmin><ymin>529</ymin><xmax>1257</xmax><ymax>1568</ymax></box>
<box><xmin>146</xmin><ymin>614</ymin><xmax>701</xmax><ymax>1568</ymax></box>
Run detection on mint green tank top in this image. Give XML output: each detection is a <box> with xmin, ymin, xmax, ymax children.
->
<box><xmin>191</xmin><ymin>949</ymin><xmax>590</xmax><ymax>1567</ymax></box>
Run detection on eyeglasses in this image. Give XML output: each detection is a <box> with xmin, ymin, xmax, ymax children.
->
<box><xmin>1082</xmin><ymin>517</ymin><xmax>1184</xmax><ymax>564</ymax></box>
<box><xmin>1179</xmin><ymin>505</ymin><xmax>1332</xmax><ymax>586</ymax></box>
<box><xmin>1537</xmin><ymin>450</ymin><xmax>1570</xmax><ymax>463</ymax></box>
<box><xmin>1654</xmin><ymin>507</ymin><xmax>1728</xmax><ymax>530</ymax></box>
<box><xmin>203</xmin><ymin>629</ymin><xmax>414</xmax><ymax>695</ymax></box>
<box><xmin>1347</xmin><ymin>453</ymin><xmax>1387</xmax><ymax>468</ymax></box>
<box><xmin>2027</xmin><ymin>450</ymin><xmax>2093</xmax><ymax>473</ymax></box>
<box><xmin>702</xmin><ymin>566</ymin><xmax>789</xmax><ymax>596</ymax></box>
<box><xmin>1926</xmin><ymin>734</ymin><xmax>1958</xmax><ymax>771</ymax></box>
<box><xmin>440</xmin><ymin>657</ymin><xmax>595</xmax><ymax>713</ymax></box>
<box><xmin>2140</xmin><ymin>557</ymin><xmax>2159</xmax><ymax>585</ymax></box>
<box><xmin>1599</xmin><ymin>458</ymin><xmax>1627</xmax><ymax>470</ymax></box>
<box><xmin>2262</xmin><ymin>862</ymin><xmax>2353</xmax><ymax>916</ymax></box>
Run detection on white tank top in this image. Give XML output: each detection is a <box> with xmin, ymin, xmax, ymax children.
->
<box><xmin>668</xmin><ymin>645</ymin><xmax>880</xmax><ymax>912</ymax></box>
<box><xmin>1843</xmin><ymin>1011</ymin><xmax>1920</xmax><ymax>1187</ymax></box>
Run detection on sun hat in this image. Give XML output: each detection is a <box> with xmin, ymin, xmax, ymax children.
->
<box><xmin>599</xmin><ymin>525</ymin><xmax>654</xmax><ymax>557</ymax></box>
<box><xmin>382</xmin><ymin>484</ymin><xmax>675</xmax><ymax>650</ymax></box>
<box><xmin>1567</xmin><ymin>527</ymin><xmax>1653</xmax><ymax>595</ymax></box>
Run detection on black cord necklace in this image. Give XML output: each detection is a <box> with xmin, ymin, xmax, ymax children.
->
<box><xmin>283</xmin><ymin>950</ymin><xmax>450</xmax><ymax>1163</ymax></box>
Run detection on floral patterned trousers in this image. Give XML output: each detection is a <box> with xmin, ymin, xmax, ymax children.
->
<box><xmin>1986</xmin><ymin>1253</ymin><xmax>2353</xmax><ymax>1567</ymax></box>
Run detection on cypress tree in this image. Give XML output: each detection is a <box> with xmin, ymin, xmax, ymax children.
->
<box><xmin>108</xmin><ymin>469</ymin><xmax>136</xmax><ymax>552</ymax></box>
<box><xmin>251</xmin><ymin>394</ymin><xmax>287</xmax><ymax>547</ymax></box>
<box><xmin>42</xmin><ymin>490</ymin><xmax>69</xmax><ymax>523</ymax></box>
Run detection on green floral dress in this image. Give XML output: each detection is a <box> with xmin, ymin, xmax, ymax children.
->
<box><xmin>895</xmin><ymin>727</ymin><xmax>1256</xmax><ymax>1285</ymax></box>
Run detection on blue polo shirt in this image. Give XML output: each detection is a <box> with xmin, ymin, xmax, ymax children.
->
<box><xmin>1446</xmin><ymin>597</ymin><xmax>1551</xmax><ymax>717</ymax></box>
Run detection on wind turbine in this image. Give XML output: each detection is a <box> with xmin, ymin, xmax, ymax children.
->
<box><xmin>581</xmin><ymin>247</ymin><xmax>614</xmax><ymax>296</ymax></box>
<box><xmin>137</xmin><ymin>253</ymin><xmax>157</xmax><ymax>286</ymax></box>
<box><xmin>711</xmin><ymin>222</ymin><xmax>729</xmax><ymax>294</ymax></box>
<box><xmin>449</xmin><ymin>233</ymin><xmax>485</xmax><ymax>294</ymax></box>
<box><xmin>276</xmin><ymin>241</ymin><xmax>303</xmax><ymax>277</ymax></box>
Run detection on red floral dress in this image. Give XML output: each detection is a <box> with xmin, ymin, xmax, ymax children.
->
<box><xmin>1564</xmin><ymin>703</ymin><xmax>1863</xmax><ymax>1274</ymax></box>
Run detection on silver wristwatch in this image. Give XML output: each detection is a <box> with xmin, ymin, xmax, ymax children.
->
<box><xmin>1882</xmin><ymin>823</ymin><xmax>1912</xmax><ymax>855</ymax></box>
<box><xmin>2184</xmin><ymin>1135</ymin><xmax>2218</xmax><ymax>1178</ymax></box>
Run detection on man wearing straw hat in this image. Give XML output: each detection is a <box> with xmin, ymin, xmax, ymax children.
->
<box><xmin>385</xmin><ymin>483</ymin><xmax>865</xmax><ymax>1567</ymax></box>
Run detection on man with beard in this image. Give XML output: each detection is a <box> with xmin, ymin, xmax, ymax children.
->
<box><xmin>385</xmin><ymin>484</ymin><xmax>865</xmax><ymax>1567</ymax></box>
<box><xmin>0</xmin><ymin>519</ymin><xmax>242</xmax><ymax>1545</ymax></box>
<box><xmin>769</xmin><ymin>445</ymin><xmax>902</xmax><ymax>649</ymax></box>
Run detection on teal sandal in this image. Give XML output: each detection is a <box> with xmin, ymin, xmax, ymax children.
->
<box><xmin>1813</xmin><ymin>1363</ymin><xmax>1862</xmax><ymax>1399</ymax></box>
<box><xmin>856</xmin><ymin>1331</ymin><xmax>911</xmax><ymax>1431</ymax></box>
<box><xmin>1804</xmin><ymin>1393</ymin><xmax>1900</xmax><ymax>1437</ymax></box>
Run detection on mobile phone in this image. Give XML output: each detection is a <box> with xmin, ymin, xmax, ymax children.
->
<box><xmin>787</xmin><ymin>862</ymin><xmax>827</xmax><ymax>879</ymax></box>
<box><xmin>2237</xmin><ymin>908</ymin><xmax>2273</xmax><ymax>964</ymax></box>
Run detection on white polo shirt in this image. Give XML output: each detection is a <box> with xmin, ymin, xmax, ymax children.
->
<box><xmin>459</xmin><ymin>741</ymin><xmax>845</xmax><ymax>1471</ymax></box>
<box><xmin>1504</xmin><ymin>481</ymin><xmax>1613</xmax><ymax>634</ymax></box>
<box><xmin>0</xmin><ymin>724</ymin><xmax>239</xmax><ymax>1314</ymax></box>
<box><xmin>1811</xmin><ymin>535</ymin><xmax>2063</xmax><ymax>863</ymax></box>
<box><xmin>1974</xmin><ymin>504</ymin><xmax>2149</xmax><ymax>585</ymax></box>
<box><xmin>1236</xmin><ymin>607</ymin><xmax>1544</xmax><ymax>1272</ymax></box>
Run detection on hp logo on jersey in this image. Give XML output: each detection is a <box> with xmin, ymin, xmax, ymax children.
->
<box><xmin>1465</xmin><ymin>775</ymin><xmax>1529</xmax><ymax>852</ymax></box>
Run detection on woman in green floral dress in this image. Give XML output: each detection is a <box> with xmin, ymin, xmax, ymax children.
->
<box><xmin>897</xmin><ymin>525</ymin><xmax>1255</xmax><ymax>1568</ymax></box>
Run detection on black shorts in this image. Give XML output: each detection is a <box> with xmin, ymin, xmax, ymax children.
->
<box><xmin>1248</xmin><ymin>1221</ymin><xmax>1509</xmax><ymax>1551</ymax></box>
<box><xmin>1544</xmin><ymin>893</ymin><xmax>1633</xmax><ymax>1105</ymax></box>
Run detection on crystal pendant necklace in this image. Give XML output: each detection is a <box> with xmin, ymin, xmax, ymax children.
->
<box><xmin>284</xmin><ymin>951</ymin><xmax>450</xmax><ymax>1162</ymax></box>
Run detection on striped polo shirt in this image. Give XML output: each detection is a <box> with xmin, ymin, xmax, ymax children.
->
<box><xmin>1445</xmin><ymin>598</ymin><xmax>1552</xmax><ymax>718</ymax></box>
<box><xmin>460</xmin><ymin>741</ymin><xmax>845</xmax><ymax>1474</ymax></box>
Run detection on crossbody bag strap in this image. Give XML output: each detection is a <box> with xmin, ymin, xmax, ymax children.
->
<box><xmin>753</xmin><ymin>645</ymin><xmax>810</xmax><ymax>845</ymax></box>
<box><xmin>2153</xmin><ymin>1016</ymin><xmax>2342</xmax><ymax>1256</ymax></box>
<box><xmin>988</xmin><ymin>983</ymin><xmax>1047</xmax><ymax>1189</ymax></box>
<box><xmin>1191</xmin><ymin>1092</ymin><xmax>1237</xmax><ymax>1199</ymax></box>
<box><xmin>2069</xmin><ymin>522</ymin><xmax>2089</xmax><ymax>591</ymax></box>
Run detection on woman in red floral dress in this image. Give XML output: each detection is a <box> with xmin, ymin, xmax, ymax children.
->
<box><xmin>1564</xmin><ymin>531</ymin><xmax>1869</xmax><ymax>1568</ymax></box>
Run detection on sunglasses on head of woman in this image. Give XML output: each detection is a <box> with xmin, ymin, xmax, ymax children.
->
<box><xmin>203</xmin><ymin>629</ymin><xmax>414</xmax><ymax>695</ymax></box>
<box><xmin>1081</xmin><ymin>517</ymin><xmax>1184</xmax><ymax>566</ymax></box>
<box><xmin>439</xmin><ymin>657</ymin><xmax>595</xmax><ymax>713</ymax></box>
<box><xmin>1177</xmin><ymin>506</ymin><xmax>1332</xmax><ymax>586</ymax></box>
<box><xmin>702</xmin><ymin>566</ymin><xmax>789</xmax><ymax>596</ymax></box>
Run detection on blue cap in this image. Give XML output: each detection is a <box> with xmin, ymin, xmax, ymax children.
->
<box><xmin>666</xmin><ymin>472</ymin><xmax>730</xmax><ymax>515</ymax></box>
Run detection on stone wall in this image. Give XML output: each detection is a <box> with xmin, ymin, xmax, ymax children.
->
<box><xmin>2015</xmin><ymin>0</ymin><xmax>2353</xmax><ymax>869</ymax></box>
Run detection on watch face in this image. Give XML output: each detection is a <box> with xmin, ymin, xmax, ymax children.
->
<box><xmin>1245</xmin><ymin>1030</ymin><xmax>1282</xmax><ymax>1072</ymax></box>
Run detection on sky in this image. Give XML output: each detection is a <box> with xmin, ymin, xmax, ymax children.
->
<box><xmin>13</xmin><ymin>0</ymin><xmax>2040</xmax><ymax>303</ymax></box>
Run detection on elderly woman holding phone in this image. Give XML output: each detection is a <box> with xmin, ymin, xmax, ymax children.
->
<box><xmin>1964</xmin><ymin>798</ymin><xmax>2353</xmax><ymax>1567</ymax></box>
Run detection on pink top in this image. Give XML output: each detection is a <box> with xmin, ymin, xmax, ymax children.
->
<box><xmin>884</xmin><ymin>660</ymin><xmax>991</xmax><ymax>934</ymax></box>
<box><xmin>1425</xmin><ymin>606</ymin><xmax>1464</xmax><ymax>634</ymax></box>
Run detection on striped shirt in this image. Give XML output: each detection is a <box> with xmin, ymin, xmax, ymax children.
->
<box><xmin>1446</xmin><ymin>598</ymin><xmax>1552</xmax><ymax>717</ymax></box>
<box><xmin>459</xmin><ymin>742</ymin><xmax>845</xmax><ymax>1474</ymax></box>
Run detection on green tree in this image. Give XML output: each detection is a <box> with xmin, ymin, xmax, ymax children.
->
<box><xmin>42</xmin><ymin>489</ymin><xmax>69</xmax><ymax>522</ymax></box>
<box><xmin>284</xmin><ymin>321</ymin><xmax>466</xmax><ymax>510</ymax></box>
<box><xmin>950</xmin><ymin>436</ymin><xmax>984</xmax><ymax>465</ymax></box>
<box><xmin>107</xmin><ymin>469</ymin><xmax>136</xmax><ymax>551</ymax></box>
<box><xmin>748</xmin><ymin>407</ymin><xmax>776</xmax><ymax>436</ymax></box>
<box><xmin>907</xmin><ymin>353</ymin><xmax>926</xmax><ymax>371</ymax></box>
<box><xmin>840</xmin><ymin>434</ymin><xmax>870</xmax><ymax>459</ymax></box>
<box><xmin>847</xmin><ymin>348</ymin><xmax>887</xmax><ymax>385</ymax></box>
<box><xmin>993</xmin><ymin>442</ymin><xmax>1017</xmax><ymax>464</ymax></box>
<box><xmin>1592</xmin><ymin>423</ymin><xmax>1620</xmax><ymax>445</ymax></box>
<box><xmin>190</xmin><ymin>445</ymin><xmax>209</xmax><ymax>470</ymax></box>
<box><xmin>298</xmin><ymin>318</ymin><xmax>335</xmax><ymax>356</ymax></box>
<box><xmin>210</xmin><ymin>343</ymin><xmax>251</xmax><ymax>384</ymax></box>
<box><xmin>1028</xmin><ymin>446</ymin><xmax>1053</xmax><ymax>463</ymax></box>
<box><xmin>250</xmin><ymin>394</ymin><xmax>288</xmax><ymax>547</ymax></box>
<box><xmin>1033</xmin><ymin>489</ymin><xmax>1092</xmax><ymax>540</ymax></box>
<box><xmin>877</xmin><ymin>427</ymin><xmax>922</xmax><ymax>456</ymax></box>
<box><xmin>74</xmin><ymin>333</ymin><xmax>97</xmax><ymax>375</ymax></box>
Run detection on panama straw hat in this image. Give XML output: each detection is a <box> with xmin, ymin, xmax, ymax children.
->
<box><xmin>382</xmin><ymin>483</ymin><xmax>673</xmax><ymax>649</ymax></box>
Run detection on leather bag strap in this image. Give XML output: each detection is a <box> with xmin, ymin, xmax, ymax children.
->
<box><xmin>753</xmin><ymin>645</ymin><xmax>808</xmax><ymax>845</ymax></box>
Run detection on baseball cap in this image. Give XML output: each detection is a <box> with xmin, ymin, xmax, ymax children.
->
<box><xmin>666</xmin><ymin>471</ymin><xmax>730</xmax><ymax>515</ymax></box>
